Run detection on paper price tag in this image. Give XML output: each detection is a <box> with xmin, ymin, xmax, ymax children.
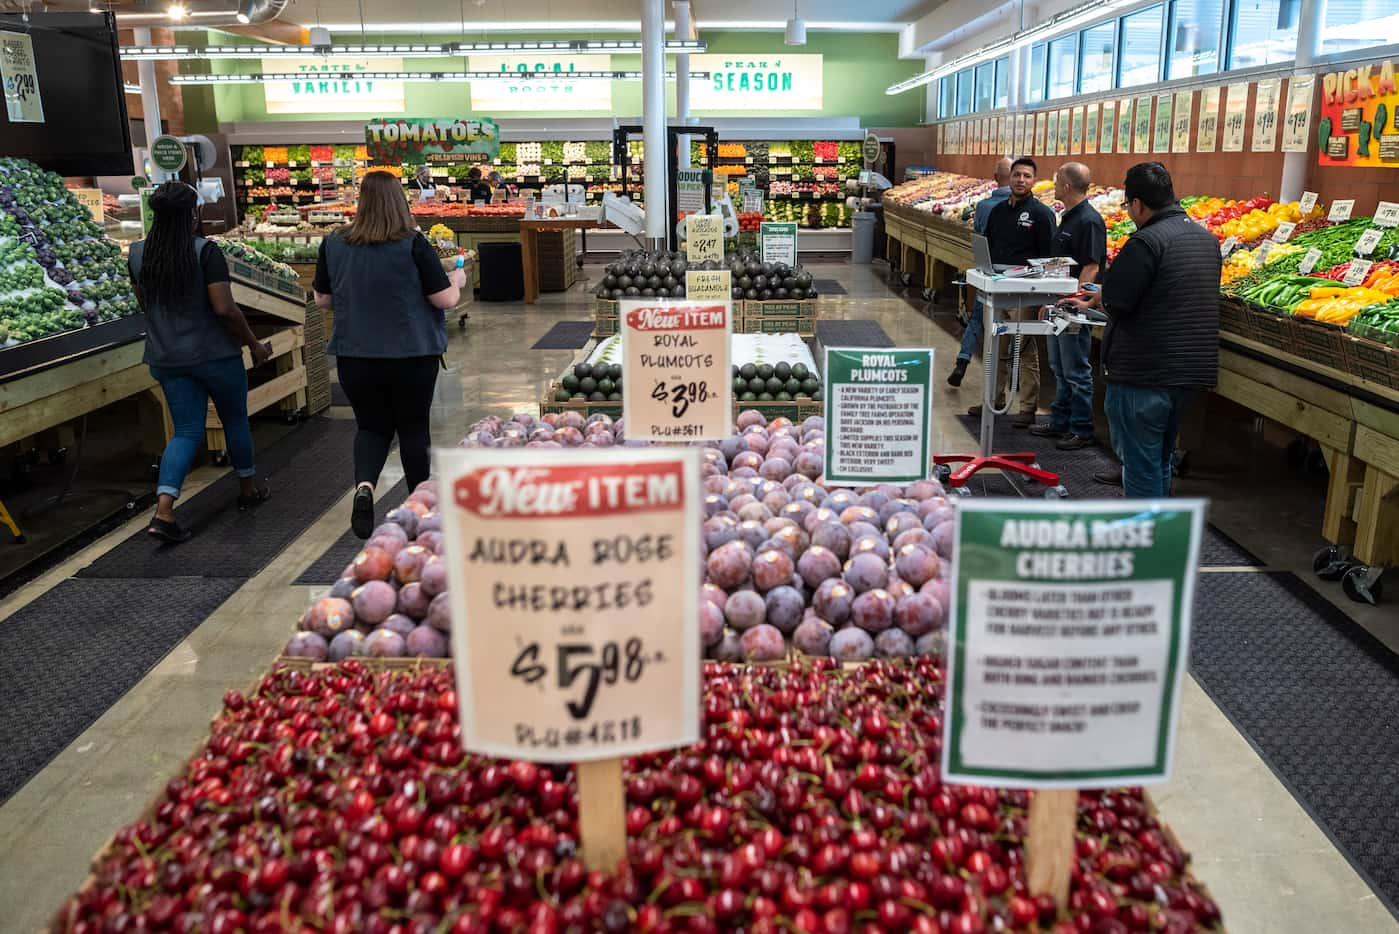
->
<box><xmin>1298</xmin><ymin>248</ymin><xmax>1323</xmax><ymax>275</ymax></box>
<box><xmin>621</xmin><ymin>300</ymin><xmax>733</xmax><ymax>442</ymax></box>
<box><xmin>685</xmin><ymin>214</ymin><xmax>724</xmax><ymax>263</ymax></box>
<box><xmin>1272</xmin><ymin>221</ymin><xmax>1296</xmax><ymax>242</ymax></box>
<box><xmin>1375</xmin><ymin>201</ymin><xmax>1399</xmax><ymax>227</ymax></box>
<box><xmin>436</xmin><ymin>446</ymin><xmax>701</xmax><ymax>764</ymax></box>
<box><xmin>1355</xmin><ymin>228</ymin><xmax>1383</xmax><ymax>256</ymax></box>
<box><xmin>1220</xmin><ymin>236</ymin><xmax>1238</xmax><ymax>257</ymax></box>
<box><xmin>684</xmin><ymin>269</ymin><xmax>731</xmax><ymax>302</ymax></box>
<box><xmin>1255</xmin><ymin>240</ymin><xmax>1273</xmax><ymax>264</ymax></box>
<box><xmin>1299</xmin><ymin>191</ymin><xmax>1318</xmax><ymax>215</ymax></box>
<box><xmin>72</xmin><ymin>188</ymin><xmax>104</xmax><ymax>223</ymax></box>
<box><xmin>1329</xmin><ymin>199</ymin><xmax>1354</xmax><ymax>223</ymax></box>
<box><xmin>1343</xmin><ymin>259</ymin><xmax>1373</xmax><ymax>287</ymax></box>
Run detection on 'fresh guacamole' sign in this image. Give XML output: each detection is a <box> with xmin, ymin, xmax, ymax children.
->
<box><xmin>690</xmin><ymin>54</ymin><xmax>822</xmax><ymax>111</ymax></box>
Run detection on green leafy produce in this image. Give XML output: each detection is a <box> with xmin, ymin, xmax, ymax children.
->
<box><xmin>790</xmin><ymin>140</ymin><xmax>814</xmax><ymax>162</ymax></box>
<box><xmin>539</xmin><ymin>141</ymin><xmax>565</xmax><ymax>164</ymax></box>
<box><xmin>497</xmin><ymin>143</ymin><xmax>517</xmax><ymax>163</ymax></box>
<box><xmin>333</xmin><ymin>144</ymin><xmax>358</xmax><ymax>163</ymax></box>
<box><xmin>585</xmin><ymin>141</ymin><xmax>611</xmax><ymax>164</ymax></box>
<box><xmin>241</xmin><ymin>145</ymin><xmax>264</xmax><ymax>164</ymax></box>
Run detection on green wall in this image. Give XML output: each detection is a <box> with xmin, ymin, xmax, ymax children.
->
<box><xmin>194</xmin><ymin>31</ymin><xmax>921</xmax><ymax>127</ymax></box>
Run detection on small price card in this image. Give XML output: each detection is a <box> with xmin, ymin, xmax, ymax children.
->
<box><xmin>1272</xmin><ymin>221</ymin><xmax>1296</xmax><ymax>242</ymax></box>
<box><xmin>1329</xmin><ymin>199</ymin><xmax>1355</xmax><ymax>223</ymax></box>
<box><xmin>685</xmin><ymin>269</ymin><xmax>731</xmax><ymax>301</ymax></box>
<box><xmin>1298</xmin><ymin>248</ymin><xmax>1323</xmax><ymax>275</ymax></box>
<box><xmin>1343</xmin><ymin>259</ymin><xmax>1373</xmax><ymax>286</ymax></box>
<box><xmin>685</xmin><ymin>214</ymin><xmax>724</xmax><ymax>263</ymax></box>
<box><xmin>1355</xmin><ymin>228</ymin><xmax>1383</xmax><ymax>256</ymax></box>
<box><xmin>1374</xmin><ymin>201</ymin><xmax>1399</xmax><ymax>227</ymax></box>
<box><xmin>1255</xmin><ymin>240</ymin><xmax>1274</xmax><ymax>264</ymax></box>
<box><xmin>1299</xmin><ymin>191</ymin><xmax>1318</xmax><ymax>215</ymax></box>
<box><xmin>621</xmin><ymin>300</ymin><xmax>733</xmax><ymax>442</ymax></box>
<box><xmin>1220</xmin><ymin>236</ymin><xmax>1238</xmax><ymax>257</ymax></box>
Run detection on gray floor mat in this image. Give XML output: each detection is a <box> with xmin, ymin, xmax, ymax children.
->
<box><xmin>530</xmin><ymin>321</ymin><xmax>595</xmax><ymax>350</ymax></box>
<box><xmin>815</xmin><ymin>319</ymin><xmax>894</xmax><ymax>348</ymax></box>
<box><xmin>77</xmin><ymin>419</ymin><xmax>356</xmax><ymax>580</ymax></box>
<box><xmin>0</xmin><ymin>576</ymin><xmax>243</xmax><ymax>803</ymax></box>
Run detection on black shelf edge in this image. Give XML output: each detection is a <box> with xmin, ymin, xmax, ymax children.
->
<box><xmin>0</xmin><ymin>314</ymin><xmax>148</xmax><ymax>385</ymax></box>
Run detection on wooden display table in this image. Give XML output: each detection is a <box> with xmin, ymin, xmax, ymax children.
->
<box><xmin>882</xmin><ymin>202</ymin><xmax>975</xmax><ymax>300</ymax></box>
<box><xmin>520</xmin><ymin>218</ymin><xmax>612</xmax><ymax>304</ymax></box>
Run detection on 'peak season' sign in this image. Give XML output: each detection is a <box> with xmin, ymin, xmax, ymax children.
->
<box><xmin>690</xmin><ymin>54</ymin><xmax>822</xmax><ymax>111</ymax></box>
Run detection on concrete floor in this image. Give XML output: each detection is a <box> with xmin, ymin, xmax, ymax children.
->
<box><xmin>0</xmin><ymin>261</ymin><xmax>1395</xmax><ymax>933</ymax></box>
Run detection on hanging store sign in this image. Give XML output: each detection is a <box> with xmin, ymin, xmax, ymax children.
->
<box><xmin>1152</xmin><ymin>93</ymin><xmax>1172</xmax><ymax>153</ymax></box>
<box><xmin>0</xmin><ymin>30</ymin><xmax>44</xmax><ymax>123</ymax></box>
<box><xmin>1133</xmin><ymin>96</ymin><xmax>1152</xmax><ymax>153</ymax></box>
<box><xmin>1222</xmin><ymin>83</ymin><xmax>1249</xmax><ymax>151</ymax></box>
<box><xmin>1252</xmin><ymin>77</ymin><xmax>1281</xmax><ymax>152</ymax></box>
<box><xmin>1317</xmin><ymin>55</ymin><xmax>1398</xmax><ymax>167</ymax></box>
<box><xmin>1281</xmin><ymin>75</ymin><xmax>1316</xmax><ymax>153</ymax></box>
<box><xmin>263</xmin><ymin>57</ymin><xmax>404</xmax><ymax>114</ymax></box>
<box><xmin>1197</xmin><ymin>86</ymin><xmax>1221</xmax><ymax>153</ymax></box>
<box><xmin>1085</xmin><ymin>105</ymin><xmax>1099</xmax><ymax>155</ymax></box>
<box><xmin>364</xmin><ymin>116</ymin><xmax>500</xmax><ymax>164</ymax></box>
<box><xmin>468</xmin><ymin>55</ymin><xmax>612</xmax><ymax>111</ymax></box>
<box><xmin>1099</xmin><ymin>100</ymin><xmax>1116</xmax><ymax>153</ymax></box>
<box><xmin>1116</xmin><ymin>98</ymin><xmax>1134</xmax><ymax>154</ymax></box>
<box><xmin>1070</xmin><ymin>107</ymin><xmax>1084</xmax><ymax>153</ymax></box>
<box><xmin>942</xmin><ymin>499</ymin><xmax>1204</xmax><ymax>788</ymax></box>
<box><xmin>1045</xmin><ymin>111</ymin><xmax>1059</xmax><ymax>156</ymax></box>
<box><xmin>1172</xmin><ymin>90</ymin><xmax>1193</xmax><ymax>153</ymax></box>
<box><xmin>690</xmin><ymin>54</ymin><xmax>822</xmax><ymax>111</ymax></box>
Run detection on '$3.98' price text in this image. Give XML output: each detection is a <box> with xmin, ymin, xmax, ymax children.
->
<box><xmin>510</xmin><ymin>638</ymin><xmax>663</xmax><ymax>719</ymax></box>
<box><xmin>651</xmin><ymin>380</ymin><xmax>710</xmax><ymax>419</ymax></box>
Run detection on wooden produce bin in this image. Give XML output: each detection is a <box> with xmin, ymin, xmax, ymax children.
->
<box><xmin>742</xmin><ymin>299</ymin><xmax>817</xmax><ymax>337</ymax></box>
<box><xmin>593</xmin><ymin>297</ymin><xmax>619</xmax><ymax>338</ymax></box>
<box><xmin>541</xmin><ymin>381</ymin><xmax>622</xmax><ymax>419</ymax></box>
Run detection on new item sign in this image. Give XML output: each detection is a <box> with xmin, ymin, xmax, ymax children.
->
<box><xmin>621</xmin><ymin>300</ymin><xmax>733</xmax><ymax>442</ymax></box>
<box><xmin>943</xmin><ymin>499</ymin><xmax>1204</xmax><ymax>788</ymax></box>
<box><xmin>437</xmin><ymin>447</ymin><xmax>701</xmax><ymax>763</ymax></box>
<box><xmin>263</xmin><ymin>57</ymin><xmax>404</xmax><ymax>115</ymax></box>
<box><xmin>690</xmin><ymin>54</ymin><xmax>822</xmax><ymax>111</ymax></box>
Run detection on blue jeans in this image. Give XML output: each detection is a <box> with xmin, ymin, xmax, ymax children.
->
<box><xmin>956</xmin><ymin>299</ymin><xmax>983</xmax><ymax>363</ymax></box>
<box><xmin>1104</xmin><ymin>384</ymin><xmax>1194</xmax><ymax>499</ymax></box>
<box><xmin>151</xmin><ymin>355</ymin><xmax>256</xmax><ymax>499</ymax></box>
<box><xmin>1046</xmin><ymin>326</ymin><xmax>1095</xmax><ymax>437</ymax></box>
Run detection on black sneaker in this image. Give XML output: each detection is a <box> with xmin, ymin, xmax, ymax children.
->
<box><xmin>1028</xmin><ymin>424</ymin><xmax>1065</xmax><ymax>438</ymax></box>
<box><xmin>147</xmin><ymin>516</ymin><xmax>192</xmax><ymax>544</ymax></box>
<box><xmin>1010</xmin><ymin>412</ymin><xmax>1035</xmax><ymax>429</ymax></box>
<box><xmin>237</xmin><ymin>483</ymin><xmax>271</xmax><ymax>511</ymax></box>
<box><xmin>947</xmin><ymin>359</ymin><xmax>969</xmax><ymax>387</ymax></box>
<box><xmin>1092</xmin><ymin>469</ymin><xmax>1124</xmax><ymax>486</ymax></box>
<box><xmin>1055</xmin><ymin>433</ymin><xmax>1097</xmax><ymax>451</ymax></box>
<box><xmin>351</xmin><ymin>485</ymin><xmax>375</xmax><ymax>539</ymax></box>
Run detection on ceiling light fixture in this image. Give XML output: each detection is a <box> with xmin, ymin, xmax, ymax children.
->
<box><xmin>234</xmin><ymin>0</ymin><xmax>253</xmax><ymax>24</ymax></box>
<box><xmin>120</xmin><ymin>39</ymin><xmax>706</xmax><ymax>61</ymax></box>
<box><xmin>785</xmin><ymin>1</ymin><xmax>807</xmax><ymax>46</ymax></box>
<box><xmin>168</xmin><ymin>3</ymin><xmax>187</xmax><ymax>20</ymax></box>
<box><xmin>168</xmin><ymin>70</ymin><xmax>709</xmax><ymax>85</ymax></box>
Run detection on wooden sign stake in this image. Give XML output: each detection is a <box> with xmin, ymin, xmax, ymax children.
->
<box><xmin>576</xmin><ymin>758</ymin><xmax>627</xmax><ymax>873</ymax></box>
<box><xmin>1027</xmin><ymin>788</ymin><xmax>1078</xmax><ymax>911</ymax></box>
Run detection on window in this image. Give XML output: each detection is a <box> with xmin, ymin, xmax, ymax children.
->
<box><xmin>1168</xmin><ymin>0</ymin><xmax>1223</xmax><ymax>78</ymax></box>
<box><xmin>1079</xmin><ymin>21</ymin><xmax>1116</xmax><ymax>93</ymax></box>
<box><xmin>974</xmin><ymin>61</ymin><xmax>995</xmax><ymax>111</ymax></box>
<box><xmin>1321</xmin><ymin>0</ymin><xmax>1399</xmax><ymax>54</ymax></box>
<box><xmin>1229</xmin><ymin>0</ymin><xmax>1297</xmax><ymax>68</ymax></box>
<box><xmin>939</xmin><ymin>76</ymin><xmax>955</xmax><ymax>119</ymax></box>
<box><xmin>1118</xmin><ymin>4</ymin><xmax>1164</xmax><ymax>87</ymax></box>
<box><xmin>993</xmin><ymin>56</ymin><xmax>1009</xmax><ymax>109</ymax></box>
<box><xmin>1047</xmin><ymin>34</ymin><xmax>1077</xmax><ymax>99</ymax></box>
<box><xmin>1027</xmin><ymin>43</ymin><xmax>1047</xmax><ymax>104</ymax></box>
<box><xmin>956</xmin><ymin>68</ymin><xmax>974</xmax><ymax>115</ymax></box>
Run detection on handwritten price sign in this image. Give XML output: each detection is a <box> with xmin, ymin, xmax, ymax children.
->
<box><xmin>685</xmin><ymin>214</ymin><xmax>724</xmax><ymax>263</ymax></box>
<box><xmin>436</xmin><ymin>448</ymin><xmax>702</xmax><ymax>762</ymax></box>
<box><xmin>1328</xmin><ymin>199</ymin><xmax>1354</xmax><ymax>223</ymax></box>
<box><xmin>1298</xmin><ymin>248</ymin><xmax>1323</xmax><ymax>275</ymax></box>
<box><xmin>1374</xmin><ymin>201</ymin><xmax>1399</xmax><ymax>228</ymax></box>
<box><xmin>1</xmin><ymin>30</ymin><xmax>45</xmax><ymax>123</ymax></box>
<box><xmin>621</xmin><ymin>300</ymin><xmax>733</xmax><ymax>442</ymax></box>
<box><xmin>1354</xmin><ymin>229</ymin><xmax>1383</xmax><ymax>256</ymax></box>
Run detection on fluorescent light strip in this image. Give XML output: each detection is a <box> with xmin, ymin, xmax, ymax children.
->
<box><xmin>121</xmin><ymin>39</ymin><xmax>705</xmax><ymax>61</ymax></box>
<box><xmin>169</xmin><ymin>71</ymin><xmax>708</xmax><ymax>84</ymax></box>
<box><xmin>887</xmin><ymin>0</ymin><xmax>1144</xmax><ymax>94</ymax></box>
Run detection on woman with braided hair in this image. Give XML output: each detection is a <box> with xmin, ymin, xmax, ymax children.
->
<box><xmin>128</xmin><ymin>181</ymin><xmax>272</xmax><ymax>543</ymax></box>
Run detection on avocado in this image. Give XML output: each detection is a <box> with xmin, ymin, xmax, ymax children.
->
<box><xmin>734</xmin><ymin>375</ymin><xmax>747</xmax><ymax>393</ymax></box>
<box><xmin>573</xmin><ymin>363</ymin><xmax>593</xmax><ymax>380</ymax></box>
<box><xmin>588</xmin><ymin>391</ymin><xmax>606</xmax><ymax>402</ymax></box>
<box><xmin>561</xmin><ymin>373</ymin><xmax>580</xmax><ymax>392</ymax></box>
<box><xmin>597</xmin><ymin>378</ymin><xmax>615</xmax><ymax>395</ymax></box>
<box><xmin>801</xmin><ymin>377</ymin><xmax>820</xmax><ymax>394</ymax></box>
<box><xmin>765</xmin><ymin>376</ymin><xmax>784</xmax><ymax>394</ymax></box>
<box><xmin>775</xmin><ymin>361</ymin><xmax>792</xmax><ymax>381</ymax></box>
<box><xmin>608</xmin><ymin>363</ymin><xmax>622</xmax><ymax>381</ymax></box>
<box><xmin>740</xmin><ymin>363</ymin><xmax>757</xmax><ymax>380</ymax></box>
<box><xmin>792</xmin><ymin>362</ymin><xmax>809</xmax><ymax>380</ymax></box>
<box><xmin>580</xmin><ymin>377</ymin><xmax>598</xmax><ymax>394</ymax></box>
<box><xmin>748</xmin><ymin>377</ymin><xmax>767</xmax><ymax>394</ymax></box>
<box><xmin>554</xmin><ymin>388</ymin><xmax>572</xmax><ymax>402</ymax></box>
<box><xmin>608</xmin><ymin>392</ymin><xmax>622</xmax><ymax>401</ymax></box>
<box><xmin>758</xmin><ymin>392</ymin><xmax>775</xmax><ymax>401</ymax></box>
<box><xmin>784</xmin><ymin>378</ymin><xmax>801</xmax><ymax>395</ymax></box>
<box><xmin>776</xmin><ymin>391</ymin><xmax>792</xmax><ymax>401</ymax></box>
<box><xmin>757</xmin><ymin>363</ymin><xmax>774</xmax><ymax>380</ymax></box>
<box><xmin>740</xmin><ymin>390</ymin><xmax>757</xmax><ymax>401</ymax></box>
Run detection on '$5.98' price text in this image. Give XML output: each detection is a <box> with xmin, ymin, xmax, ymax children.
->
<box><xmin>651</xmin><ymin>380</ymin><xmax>710</xmax><ymax>419</ymax></box>
<box><xmin>510</xmin><ymin>638</ymin><xmax>663</xmax><ymax>719</ymax></box>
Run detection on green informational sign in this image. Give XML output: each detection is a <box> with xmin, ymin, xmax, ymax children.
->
<box><xmin>943</xmin><ymin>499</ymin><xmax>1205</xmax><ymax>788</ymax></box>
<box><xmin>822</xmin><ymin>347</ymin><xmax>934</xmax><ymax>486</ymax></box>
<box><xmin>759</xmin><ymin>221</ymin><xmax>797</xmax><ymax>266</ymax></box>
<box><xmin>1134</xmin><ymin>95</ymin><xmax>1153</xmax><ymax>153</ymax></box>
<box><xmin>1153</xmin><ymin>92</ymin><xmax>1173</xmax><ymax>153</ymax></box>
<box><xmin>140</xmin><ymin>187</ymin><xmax>153</xmax><ymax>235</ymax></box>
<box><xmin>1116</xmin><ymin>99</ymin><xmax>1134</xmax><ymax>154</ymax></box>
<box><xmin>150</xmin><ymin>135</ymin><xmax>188</xmax><ymax>173</ymax></box>
<box><xmin>364</xmin><ymin>116</ymin><xmax>500</xmax><ymax>164</ymax></box>
<box><xmin>863</xmin><ymin>130</ymin><xmax>881</xmax><ymax>166</ymax></box>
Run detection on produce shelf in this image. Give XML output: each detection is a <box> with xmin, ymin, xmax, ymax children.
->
<box><xmin>0</xmin><ymin>314</ymin><xmax>146</xmax><ymax>385</ymax></box>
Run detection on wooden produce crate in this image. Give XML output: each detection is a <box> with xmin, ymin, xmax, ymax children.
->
<box><xmin>1243</xmin><ymin>305</ymin><xmax>1297</xmax><ymax>355</ymax></box>
<box><xmin>1217</xmin><ymin>298</ymin><xmax>1254</xmax><ymax>341</ymax></box>
<box><xmin>537</xmin><ymin>229</ymin><xmax>579</xmax><ymax>292</ymax></box>
<box><xmin>224</xmin><ymin>256</ymin><xmax>308</xmax><ymax>303</ymax></box>
<box><xmin>742</xmin><ymin>299</ymin><xmax>816</xmax><ymax>336</ymax></box>
<box><xmin>205</xmin><ymin>324</ymin><xmax>307</xmax><ymax>458</ymax></box>
<box><xmin>594</xmin><ymin>297</ymin><xmax>619</xmax><ymax>338</ymax></box>
<box><xmin>275</xmin><ymin>655</ymin><xmax>452</xmax><ymax>672</ymax></box>
<box><xmin>1290</xmin><ymin>316</ymin><xmax>1351</xmax><ymax>370</ymax></box>
<box><xmin>1344</xmin><ymin>334</ymin><xmax>1399</xmax><ymax>391</ymax></box>
<box><xmin>302</xmin><ymin>298</ymin><xmax>332</xmax><ymax>416</ymax></box>
<box><xmin>541</xmin><ymin>381</ymin><xmax>623</xmax><ymax>419</ymax></box>
<box><xmin>733</xmin><ymin>396</ymin><xmax>822</xmax><ymax>423</ymax></box>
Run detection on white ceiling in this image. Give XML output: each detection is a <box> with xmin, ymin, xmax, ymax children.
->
<box><xmin>283</xmin><ymin>0</ymin><xmax>941</xmax><ymax>31</ymax></box>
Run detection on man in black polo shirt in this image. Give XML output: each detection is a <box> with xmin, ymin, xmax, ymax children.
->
<box><xmin>974</xmin><ymin>157</ymin><xmax>1056</xmax><ymax>427</ymax></box>
<box><xmin>1030</xmin><ymin>161</ymin><xmax>1105</xmax><ymax>449</ymax></box>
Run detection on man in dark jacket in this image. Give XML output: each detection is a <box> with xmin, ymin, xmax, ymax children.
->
<box><xmin>1094</xmin><ymin>162</ymin><xmax>1220</xmax><ymax>498</ymax></box>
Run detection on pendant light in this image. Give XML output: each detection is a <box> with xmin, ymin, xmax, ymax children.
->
<box><xmin>785</xmin><ymin>0</ymin><xmax>807</xmax><ymax>46</ymax></box>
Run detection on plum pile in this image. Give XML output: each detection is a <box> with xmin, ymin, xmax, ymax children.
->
<box><xmin>55</xmin><ymin>660</ymin><xmax>1223</xmax><ymax>933</ymax></box>
<box><xmin>700</xmin><ymin>411</ymin><xmax>953</xmax><ymax>664</ymax></box>
<box><xmin>462</xmin><ymin>411</ymin><xmax>632</xmax><ymax>450</ymax></box>
<box><xmin>284</xmin><ymin>481</ymin><xmax>451</xmax><ymax>662</ymax></box>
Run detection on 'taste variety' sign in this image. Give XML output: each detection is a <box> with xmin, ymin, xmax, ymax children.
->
<box><xmin>263</xmin><ymin>57</ymin><xmax>405</xmax><ymax>114</ymax></box>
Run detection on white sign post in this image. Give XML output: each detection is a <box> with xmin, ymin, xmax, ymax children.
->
<box><xmin>437</xmin><ymin>447</ymin><xmax>702</xmax><ymax>871</ymax></box>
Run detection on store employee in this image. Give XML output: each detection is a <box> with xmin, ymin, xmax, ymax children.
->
<box><xmin>976</xmin><ymin>157</ymin><xmax>1056</xmax><ymax>427</ymax></box>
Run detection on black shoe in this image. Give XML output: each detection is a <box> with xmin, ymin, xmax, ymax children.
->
<box><xmin>947</xmin><ymin>359</ymin><xmax>969</xmax><ymax>387</ymax></box>
<box><xmin>1011</xmin><ymin>412</ymin><xmax>1035</xmax><ymax>429</ymax></box>
<box><xmin>351</xmin><ymin>485</ymin><xmax>375</xmax><ymax>539</ymax></box>
<box><xmin>237</xmin><ymin>483</ymin><xmax>271</xmax><ymax>511</ymax></box>
<box><xmin>968</xmin><ymin>404</ymin><xmax>983</xmax><ymax>417</ymax></box>
<box><xmin>1028</xmin><ymin>424</ymin><xmax>1065</xmax><ymax>438</ymax></box>
<box><xmin>1055</xmin><ymin>433</ymin><xmax>1097</xmax><ymax>451</ymax></box>
<box><xmin>147</xmin><ymin>516</ymin><xmax>192</xmax><ymax>544</ymax></box>
<box><xmin>1093</xmin><ymin>469</ymin><xmax>1124</xmax><ymax>486</ymax></box>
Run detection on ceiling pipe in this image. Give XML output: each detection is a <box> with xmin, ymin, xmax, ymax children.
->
<box><xmin>112</xmin><ymin>0</ymin><xmax>287</xmax><ymax>28</ymax></box>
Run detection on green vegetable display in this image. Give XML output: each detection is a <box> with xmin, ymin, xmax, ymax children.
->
<box><xmin>1349</xmin><ymin>299</ymin><xmax>1399</xmax><ymax>347</ymax></box>
<box><xmin>1237</xmin><ymin>275</ymin><xmax>1337</xmax><ymax>314</ymax></box>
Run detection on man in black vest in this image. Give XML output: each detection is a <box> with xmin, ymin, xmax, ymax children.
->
<box><xmin>1088</xmin><ymin>162</ymin><xmax>1220</xmax><ymax>498</ymax></box>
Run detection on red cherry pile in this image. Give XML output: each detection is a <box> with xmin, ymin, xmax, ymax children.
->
<box><xmin>57</xmin><ymin>660</ymin><xmax>1222</xmax><ymax>933</ymax></box>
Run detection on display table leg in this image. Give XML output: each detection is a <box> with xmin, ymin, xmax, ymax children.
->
<box><xmin>138</xmin><ymin>388</ymin><xmax>174</xmax><ymax>458</ymax></box>
<box><xmin>1353</xmin><ymin>467</ymin><xmax>1399</xmax><ymax>568</ymax></box>
<box><xmin>1321</xmin><ymin>445</ymin><xmax>1363</xmax><ymax>547</ymax></box>
<box><xmin>522</xmin><ymin>227</ymin><xmax>540</xmax><ymax>304</ymax></box>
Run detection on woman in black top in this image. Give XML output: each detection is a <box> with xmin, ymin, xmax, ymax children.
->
<box><xmin>313</xmin><ymin>171</ymin><xmax>466</xmax><ymax>538</ymax></box>
<box><xmin>129</xmin><ymin>182</ymin><xmax>272</xmax><ymax>543</ymax></box>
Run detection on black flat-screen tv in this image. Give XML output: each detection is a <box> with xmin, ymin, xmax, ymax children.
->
<box><xmin>0</xmin><ymin>11</ymin><xmax>133</xmax><ymax>176</ymax></box>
